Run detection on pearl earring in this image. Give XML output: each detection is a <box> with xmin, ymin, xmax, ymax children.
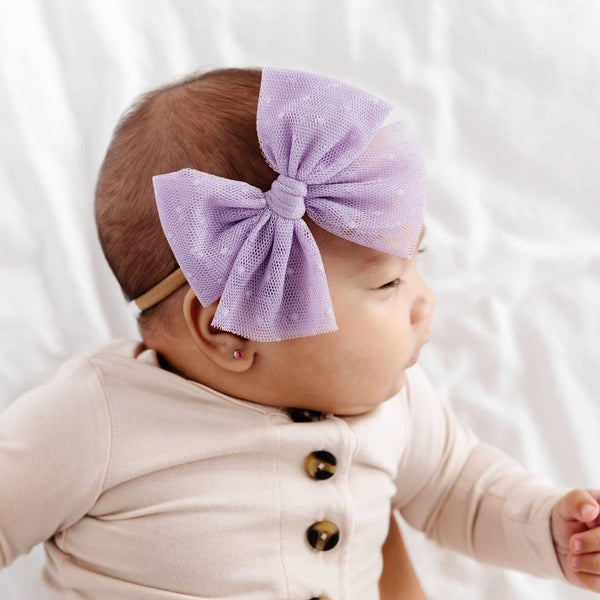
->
<box><xmin>232</xmin><ymin>349</ymin><xmax>244</xmax><ymax>359</ymax></box>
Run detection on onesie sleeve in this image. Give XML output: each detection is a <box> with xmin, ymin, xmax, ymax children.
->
<box><xmin>0</xmin><ymin>356</ymin><xmax>111</xmax><ymax>569</ymax></box>
<box><xmin>392</xmin><ymin>363</ymin><xmax>570</xmax><ymax>581</ymax></box>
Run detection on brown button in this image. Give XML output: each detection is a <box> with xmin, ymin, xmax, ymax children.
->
<box><xmin>306</xmin><ymin>520</ymin><xmax>339</xmax><ymax>551</ymax></box>
<box><xmin>287</xmin><ymin>407</ymin><xmax>326</xmax><ymax>422</ymax></box>
<box><xmin>304</xmin><ymin>450</ymin><xmax>337</xmax><ymax>480</ymax></box>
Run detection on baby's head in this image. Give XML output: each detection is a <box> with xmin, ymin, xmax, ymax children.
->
<box><xmin>95</xmin><ymin>67</ymin><xmax>434</xmax><ymax>416</ymax></box>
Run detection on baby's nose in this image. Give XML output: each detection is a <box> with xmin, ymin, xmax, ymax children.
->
<box><xmin>423</xmin><ymin>285</ymin><xmax>435</xmax><ymax>319</ymax></box>
<box><xmin>412</xmin><ymin>283</ymin><xmax>435</xmax><ymax>330</ymax></box>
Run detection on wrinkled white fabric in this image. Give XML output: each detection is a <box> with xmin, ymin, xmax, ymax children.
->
<box><xmin>0</xmin><ymin>339</ymin><xmax>569</xmax><ymax>599</ymax></box>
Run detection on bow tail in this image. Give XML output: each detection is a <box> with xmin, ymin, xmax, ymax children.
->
<box><xmin>212</xmin><ymin>215</ymin><xmax>337</xmax><ymax>342</ymax></box>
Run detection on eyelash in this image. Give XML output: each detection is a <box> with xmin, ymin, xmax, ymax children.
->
<box><xmin>379</xmin><ymin>278</ymin><xmax>403</xmax><ymax>290</ymax></box>
<box><xmin>378</xmin><ymin>247</ymin><xmax>427</xmax><ymax>290</ymax></box>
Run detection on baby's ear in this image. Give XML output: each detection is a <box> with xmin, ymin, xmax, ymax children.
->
<box><xmin>182</xmin><ymin>288</ymin><xmax>254</xmax><ymax>373</ymax></box>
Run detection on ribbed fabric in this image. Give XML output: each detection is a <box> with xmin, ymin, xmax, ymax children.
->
<box><xmin>0</xmin><ymin>339</ymin><xmax>569</xmax><ymax>598</ymax></box>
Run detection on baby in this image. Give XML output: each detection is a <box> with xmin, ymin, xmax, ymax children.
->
<box><xmin>1</xmin><ymin>65</ymin><xmax>599</xmax><ymax>600</ymax></box>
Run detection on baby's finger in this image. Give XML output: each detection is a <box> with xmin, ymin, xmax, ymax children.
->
<box><xmin>571</xmin><ymin>528</ymin><xmax>600</xmax><ymax>554</ymax></box>
<box><xmin>570</xmin><ymin>552</ymin><xmax>600</xmax><ymax>575</ymax></box>
<box><xmin>571</xmin><ymin>569</ymin><xmax>600</xmax><ymax>593</ymax></box>
<box><xmin>556</xmin><ymin>489</ymin><xmax>600</xmax><ymax>523</ymax></box>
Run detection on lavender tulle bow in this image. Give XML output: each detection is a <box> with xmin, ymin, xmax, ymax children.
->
<box><xmin>152</xmin><ymin>66</ymin><xmax>426</xmax><ymax>342</ymax></box>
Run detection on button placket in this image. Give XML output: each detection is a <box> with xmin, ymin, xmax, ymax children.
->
<box><xmin>286</xmin><ymin>408</ymin><xmax>339</xmax><ymax>598</ymax></box>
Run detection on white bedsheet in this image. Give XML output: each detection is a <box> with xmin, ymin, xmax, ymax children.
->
<box><xmin>1</xmin><ymin>1</ymin><xmax>599</xmax><ymax>598</ymax></box>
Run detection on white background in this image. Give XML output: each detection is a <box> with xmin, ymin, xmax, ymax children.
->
<box><xmin>1</xmin><ymin>1</ymin><xmax>599</xmax><ymax>598</ymax></box>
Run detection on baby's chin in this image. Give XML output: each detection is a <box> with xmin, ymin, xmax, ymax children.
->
<box><xmin>330</xmin><ymin>373</ymin><xmax>407</xmax><ymax>417</ymax></box>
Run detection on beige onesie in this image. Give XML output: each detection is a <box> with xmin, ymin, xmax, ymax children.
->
<box><xmin>0</xmin><ymin>338</ymin><xmax>569</xmax><ymax>599</ymax></box>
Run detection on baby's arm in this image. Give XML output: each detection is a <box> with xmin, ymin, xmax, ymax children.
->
<box><xmin>0</xmin><ymin>357</ymin><xmax>110</xmax><ymax>568</ymax></box>
<box><xmin>379</xmin><ymin>509</ymin><xmax>427</xmax><ymax>600</ymax></box>
<box><xmin>393</xmin><ymin>363</ymin><xmax>570</xmax><ymax>582</ymax></box>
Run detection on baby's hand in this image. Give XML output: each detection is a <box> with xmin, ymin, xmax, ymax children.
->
<box><xmin>552</xmin><ymin>489</ymin><xmax>600</xmax><ymax>592</ymax></box>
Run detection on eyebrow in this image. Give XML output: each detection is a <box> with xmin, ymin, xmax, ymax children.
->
<box><xmin>352</xmin><ymin>225</ymin><xmax>426</xmax><ymax>274</ymax></box>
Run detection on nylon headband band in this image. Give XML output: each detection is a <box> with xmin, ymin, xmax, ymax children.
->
<box><xmin>132</xmin><ymin>268</ymin><xmax>187</xmax><ymax>313</ymax></box>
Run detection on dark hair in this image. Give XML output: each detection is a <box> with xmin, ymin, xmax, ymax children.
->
<box><xmin>94</xmin><ymin>67</ymin><xmax>279</xmax><ymax>338</ymax></box>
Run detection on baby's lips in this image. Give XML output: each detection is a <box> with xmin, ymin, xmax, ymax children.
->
<box><xmin>406</xmin><ymin>350</ymin><xmax>420</xmax><ymax>368</ymax></box>
<box><xmin>405</xmin><ymin>335</ymin><xmax>430</xmax><ymax>369</ymax></box>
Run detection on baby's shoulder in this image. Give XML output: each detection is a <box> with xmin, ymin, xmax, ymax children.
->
<box><xmin>26</xmin><ymin>339</ymin><xmax>144</xmax><ymax>412</ymax></box>
<box><xmin>50</xmin><ymin>338</ymin><xmax>137</xmax><ymax>379</ymax></box>
<box><xmin>3</xmin><ymin>342</ymin><xmax>114</xmax><ymax>444</ymax></box>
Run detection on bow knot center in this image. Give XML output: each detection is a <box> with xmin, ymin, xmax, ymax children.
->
<box><xmin>264</xmin><ymin>174</ymin><xmax>307</xmax><ymax>219</ymax></box>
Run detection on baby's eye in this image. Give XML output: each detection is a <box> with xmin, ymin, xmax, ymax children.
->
<box><xmin>418</xmin><ymin>247</ymin><xmax>427</xmax><ymax>253</ymax></box>
<box><xmin>379</xmin><ymin>278</ymin><xmax>404</xmax><ymax>290</ymax></box>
